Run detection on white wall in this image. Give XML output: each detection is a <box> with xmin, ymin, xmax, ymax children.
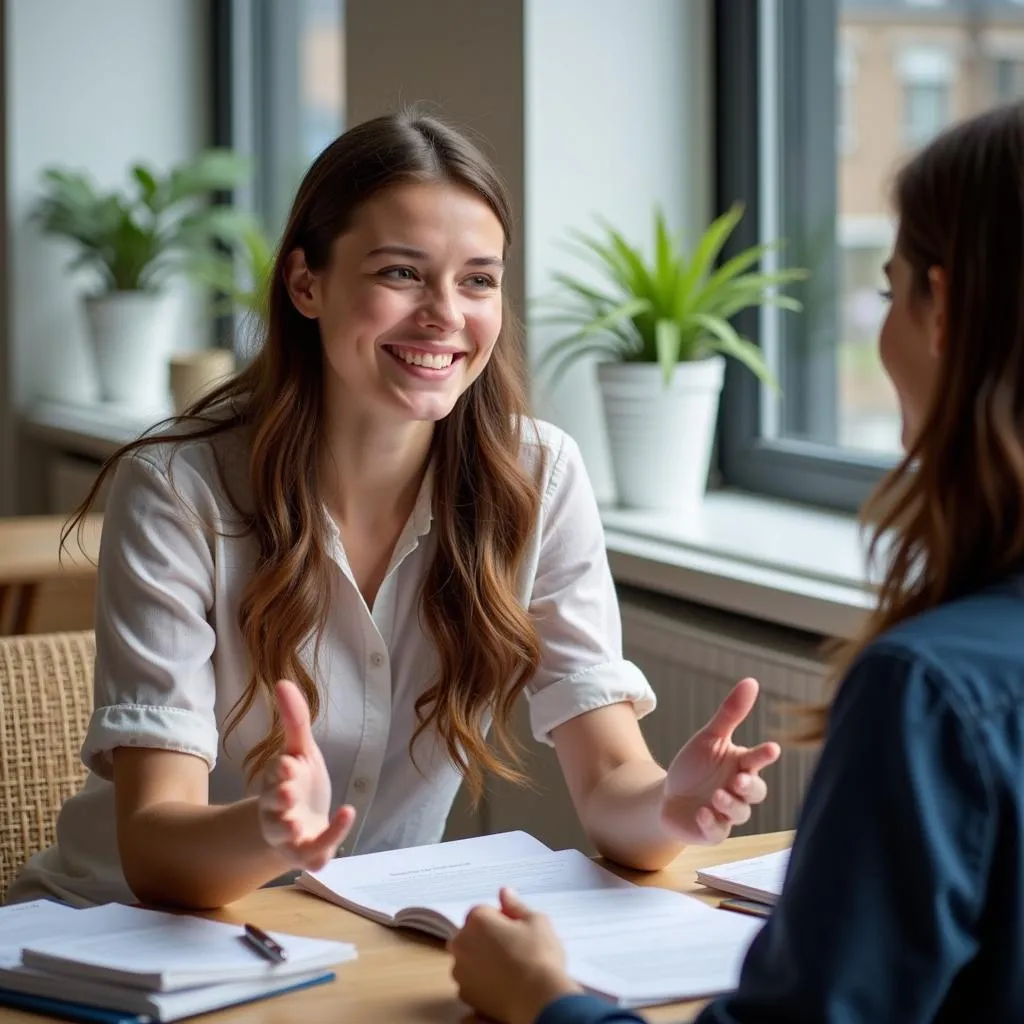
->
<box><xmin>525</xmin><ymin>0</ymin><xmax>713</xmax><ymax>503</ymax></box>
<box><xmin>7</xmin><ymin>0</ymin><xmax>211</xmax><ymax>415</ymax></box>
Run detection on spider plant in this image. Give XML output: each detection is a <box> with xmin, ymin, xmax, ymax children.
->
<box><xmin>535</xmin><ymin>203</ymin><xmax>808</xmax><ymax>388</ymax></box>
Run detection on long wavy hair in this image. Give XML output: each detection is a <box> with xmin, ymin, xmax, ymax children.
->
<box><xmin>804</xmin><ymin>102</ymin><xmax>1024</xmax><ymax>741</ymax></box>
<box><xmin>66</xmin><ymin>111</ymin><xmax>543</xmax><ymax>801</ymax></box>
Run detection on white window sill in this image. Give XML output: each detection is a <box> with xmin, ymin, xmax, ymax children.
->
<box><xmin>24</xmin><ymin>400</ymin><xmax>873</xmax><ymax>639</ymax></box>
<box><xmin>602</xmin><ymin>491</ymin><xmax>875</xmax><ymax>639</ymax></box>
<box><xmin>23</xmin><ymin>398</ymin><xmax>173</xmax><ymax>460</ymax></box>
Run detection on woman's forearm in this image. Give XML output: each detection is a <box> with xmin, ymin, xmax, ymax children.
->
<box><xmin>579</xmin><ymin>761</ymin><xmax>683</xmax><ymax>872</ymax></box>
<box><xmin>118</xmin><ymin>796</ymin><xmax>295</xmax><ymax>909</ymax></box>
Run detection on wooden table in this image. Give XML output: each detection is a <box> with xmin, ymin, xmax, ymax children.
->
<box><xmin>0</xmin><ymin>515</ymin><xmax>102</xmax><ymax>633</ymax></box>
<box><xmin>2</xmin><ymin>831</ymin><xmax>791</xmax><ymax>1024</ymax></box>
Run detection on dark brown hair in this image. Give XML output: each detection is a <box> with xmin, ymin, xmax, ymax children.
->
<box><xmin>67</xmin><ymin>111</ymin><xmax>543</xmax><ymax>800</ymax></box>
<box><xmin>804</xmin><ymin>102</ymin><xmax>1024</xmax><ymax>740</ymax></box>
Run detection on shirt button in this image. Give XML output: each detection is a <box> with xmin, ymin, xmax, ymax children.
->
<box><xmin>353</xmin><ymin>777</ymin><xmax>369</xmax><ymax>794</ymax></box>
<box><xmin>370</xmin><ymin>652</ymin><xmax>384</xmax><ymax>668</ymax></box>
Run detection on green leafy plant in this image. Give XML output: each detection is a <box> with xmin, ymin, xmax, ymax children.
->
<box><xmin>32</xmin><ymin>149</ymin><xmax>251</xmax><ymax>294</ymax></box>
<box><xmin>188</xmin><ymin>212</ymin><xmax>276</xmax><ymax>320</ymax></box>
<box><xmin>536</xmin><ymin>203</ymin><xmax>808</xmax><ymax>387</ymax></box>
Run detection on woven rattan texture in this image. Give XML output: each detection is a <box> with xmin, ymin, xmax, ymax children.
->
<box><xmin>0</xmin><ymin>631</ymin><xmax>94</xmax><ymax>901</ymax></box>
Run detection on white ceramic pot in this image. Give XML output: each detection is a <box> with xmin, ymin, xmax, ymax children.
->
<box><xmin>82</xmin><ymin>292</ymin><xmax>174</xmax><ymax>411</ymax></box>
<box><xmin>597</xmin><ymin>356</ymin><xmax>726</xmax><ymax>510</ymax></box>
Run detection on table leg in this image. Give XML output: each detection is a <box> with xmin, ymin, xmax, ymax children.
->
<box><xmin>0</xmin><ymin>585</ymin><xmax>10</xmax><ymax>633</ymax></box>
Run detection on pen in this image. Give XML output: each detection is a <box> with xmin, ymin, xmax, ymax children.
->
<box><xmin>719</xmin><ymin>897</ymin><xmax>772</xmax><ymax>920</ymax></box>
<box><xmin>242</xmin><ymin>922</ymin><xmax>289</xmax><ymax>964</ymax></box>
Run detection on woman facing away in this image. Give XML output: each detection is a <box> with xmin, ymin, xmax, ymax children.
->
<box><xmin>9</xmin><ymin>111</ymin><xmax>780</xmax><ymax>911</ymax></box>
<box><xmin>448</xmin><ymin>101</ymin><xmax>1024</xmax><ymax>1024</ymax></box>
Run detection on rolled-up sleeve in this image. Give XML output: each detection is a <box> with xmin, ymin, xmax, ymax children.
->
<box><xmin>81</xmin><ymin>451</ymin><xmax>220</xmax><ymax>778</ymax></box>
<box><xmin>525</xmin><ymin>431</ymin><xmax>656</xmax><ymax>745</ymax></box>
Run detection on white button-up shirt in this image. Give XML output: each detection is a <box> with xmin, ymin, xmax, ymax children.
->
<box><xmin>10</xmin><ymin>419</ymin><xmax>655</xmax><ymax>907</ymax></box>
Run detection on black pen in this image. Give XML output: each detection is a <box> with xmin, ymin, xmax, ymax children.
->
<box><xmin>242</xmin><ymin>922</ymin><xmax>289</xmax><ymax>964</ymax></box>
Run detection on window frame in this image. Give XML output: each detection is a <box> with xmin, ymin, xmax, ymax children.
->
<box><xmin>211</xmin><ymin>0</ymin><xmax>344</xmax><ymax>355</ymax></box>
<box><xmin>211</xmin><ymin>0</ymin><xmax>307</xmax><ymax>236</ymax></box>
<box><xmin>716</xmin><ymin>0</ymin><xmax>894</xmax><ymax>513</ymax></box>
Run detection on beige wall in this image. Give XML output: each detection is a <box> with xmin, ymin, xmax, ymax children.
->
<box><xmin>345</xmin><ymin>0</ymin><xmax>526</xmax><ymax>320</ymax></box>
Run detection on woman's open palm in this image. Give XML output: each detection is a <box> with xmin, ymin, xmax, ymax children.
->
<box><xmin>660</xmin><ymin>677</ymin><xmax>781</xmax><ymax>845</ymax></box>
<box><xmin>257</xmin><ymin>679</ymin><xmax>356</xmax><ymax>870</ymax></box>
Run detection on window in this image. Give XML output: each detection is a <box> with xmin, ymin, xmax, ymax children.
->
<box><xmin>213</xmin><ymin>0</ymin><xmax>345</xmax><ymax>237</ymax></box>
<box><xmin>898</xmin><ymin>48</ymin><xmax>953</xmax><ymax>149</ymax></box>
<box><xmin>718</xmin><ymin>0</ymin><xmax>1024</xmax><ymax>511</ymax></box>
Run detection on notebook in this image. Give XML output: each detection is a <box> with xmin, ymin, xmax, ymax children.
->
<box><xmin>695</xmin><ymin>849</ymin><xmax>791</xmax><ymax>906</ymax></box>
<box><xmin>0</xmin><ymin>966</ymin><xmax>333</xmax><ymax>1023</ymax></box>
<box><xmin>16</xmin><ymin>903</ymin><xmax>356</xmax><ymax>991</ymax></box>
<box><xmin>0</xmin><ymin>899</ymin><xmax>353</xmax><ymax>1021</ymax></box>
<box><xmin>297</xmin><ymin>830</ymin><xmax>763</xmax><ymax>1008</ymax></box>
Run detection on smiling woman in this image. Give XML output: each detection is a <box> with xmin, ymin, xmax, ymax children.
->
<box><xmin>286</xmin><ymin>180</ymin><xmax>506</xmax><ymax>426</ymax></box>
<box><xmin>9</xmin><ymin>110</ymin><xmax>779</xmax><ymax>913</ymax></box>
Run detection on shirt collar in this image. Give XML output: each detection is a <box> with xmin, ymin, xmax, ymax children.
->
<box><xmin>411</xmin><ymin>461</ymin><xmax>435</xmax><ymax>539</ymax></box>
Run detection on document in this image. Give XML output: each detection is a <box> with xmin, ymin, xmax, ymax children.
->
<box><xmin>298</xmin><ymin>830</ymin><xmax>763</xmax><ymax>1007</ymax></box>
<box><xmin>0</xmin><ymin>899</ymin><xmax>78</xmax><ymax>966</ymax></box>
<box><xmin>695</xmin><ymin>849</ymin><xmax>791</xmax><ymax>906</ymax></box>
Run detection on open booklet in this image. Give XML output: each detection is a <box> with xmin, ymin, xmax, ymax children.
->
<box><xmin>298</xmin><ymin>830</ymin><xmax>763</xmax><ymax>1008</ymax></box>
<box><xmin>0</xmin><ymin>900</ymin><xmax>354</xmax><ymax>1022</ymax></box>
<box><xmin>695</xmin><ymin>849</ymin><xmax>791</xmax><ymax>906</ymax></box>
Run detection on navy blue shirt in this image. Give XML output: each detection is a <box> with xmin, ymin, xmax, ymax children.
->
<box><xmin>537</xmin><ymin>576</ymin><xmax>1024</xmax><ymax>1024</ymax></box>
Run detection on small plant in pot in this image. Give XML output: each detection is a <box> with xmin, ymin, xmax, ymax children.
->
<box><xmin>169</xmin><ymin>213</ymin><xmax>277</xmax><ymax>413</ymax></box>
<box><xmin>537</xmin><ymin>203</ymin><xmax>808</xmax><ymax>510</ymax></box>
<box><xmin>187</xmin><ymin>211</ymin><xmax>276</xmax><ymax>326</ymax></box>
<box><xmin>32</xmin><ymin>149</ymin><xmax>250</xmax><ymax>412</ymax></box>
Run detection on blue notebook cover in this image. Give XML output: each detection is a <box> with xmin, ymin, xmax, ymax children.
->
<box><xmin>0</xmin><ymin>990</ymin><xmax>143</xmax><ymax>1024</ymax></box>
<box><xmin>0</xmin><ymin>970</ymin><xmax>335</xmax><ymax>1023</ymax></box>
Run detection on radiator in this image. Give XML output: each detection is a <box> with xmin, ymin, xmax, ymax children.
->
<box><xmin>450</xmin><ymin>587</ymin><xmax>829</xmax><ymax>851</ymax></box>
<box><xmin>617</xmin><ymin>588</ymin><xmax>827</xmax><ymax>838</ymax></box>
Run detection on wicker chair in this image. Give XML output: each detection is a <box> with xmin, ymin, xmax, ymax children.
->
<box><xmin>0</xmin><ymin>631</ymin><xmax>94</xmax><ymax>901</ymax></box>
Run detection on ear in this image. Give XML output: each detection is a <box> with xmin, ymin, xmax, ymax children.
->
<box><xmin>925</xmin><ymin>265</ymin><xmax>948</xmax><ymax>359</ymax></box>
<box><xmin>284</xmin><ymin>248</ymin><xmax>322</xmax><ymax>319</ymax></box>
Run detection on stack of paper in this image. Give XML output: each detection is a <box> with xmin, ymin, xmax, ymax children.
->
<box><xmin>0</xmin><ymin>900</ymin><xmax>356</xmax><ymax>1023</ymax></box>
<box><xmin>695</xmin><ymin>849</ymin><xmax>791</xmax><ymax>906</ymax></box>
<box><xmin>298</xmin><ymin>830</ymin><xmax>764</xmax><ymax>1008</ymax></box>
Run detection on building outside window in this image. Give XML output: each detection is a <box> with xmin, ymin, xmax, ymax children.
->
<box><xmin>719</xmin><ymin>0</ymin><xmax>1024</xmax><ymax>510</ymax></box>
<box><xmin>899</xmin><ymin>47</ymin><xmax>954</xmax><ymax>149</ymax></box>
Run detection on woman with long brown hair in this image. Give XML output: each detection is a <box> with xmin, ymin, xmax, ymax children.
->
<box><xmin>447</xmin><ymin>101</ymin><xmax>1024</xmax><ymax>1024</ymax></box>
<box><xmin>9</xmin><ymin>111</ymin><xmax>779</xmax><ymax>910</ymax></box>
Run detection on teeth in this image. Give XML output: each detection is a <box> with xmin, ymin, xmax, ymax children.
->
<box><xmin>391</xmin><ymin>347</ymin><xmax>454</xmax><ymax>369</ymax></box>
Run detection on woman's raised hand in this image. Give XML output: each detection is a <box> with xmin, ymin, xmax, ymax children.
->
<box><xmin>257</xmin><ymin>679</ymin><xmax>356</xmax><ymax>870</ymax></box>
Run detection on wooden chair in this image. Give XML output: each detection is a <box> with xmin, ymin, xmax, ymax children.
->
<box><xmin>0</xmin><ymin>515</ymin><xmax>101</xmax><ymax>634</ymax></box>
<box><xmin>0</xmin><ymin>631</ymin><xmax>94</xmax><ymax>901</ymax></box>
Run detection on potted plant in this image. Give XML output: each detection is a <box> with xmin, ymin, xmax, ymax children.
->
<box><xmin>187</xmin><ymin>212</ymin><xmax>275</xmax><ymax>324</ymax></box>
<box><xmin>536</xmin><ymin>204</ymin><xmax>807</xmax><ymax>510</ymax></box>
<box><xmin>32</xmin><ymin>150</ymin><xmax>250</xmax><ymax>411</ymax></box>
<box><xmin>167</xmin><ymin>214</ymin><xmax>276</xmax><ymax>413</ymax></box>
